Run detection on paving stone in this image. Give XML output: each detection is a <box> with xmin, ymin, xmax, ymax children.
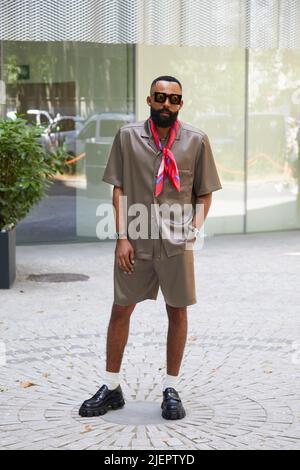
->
<box><xmin>1</xmin><ymin>232</ymin><xmax>300</xmax><ymax>450</ymax></box>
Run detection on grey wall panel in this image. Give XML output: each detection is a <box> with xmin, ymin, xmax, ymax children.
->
<box><xmin>0</xmin><ymin>0</ymin><xmax>300</xmax><ymax>48</ymax></box>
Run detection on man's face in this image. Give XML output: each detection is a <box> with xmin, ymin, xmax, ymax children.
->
<box><xmin>147</xmin><ymin>80</ymin><xmax>183</xmax><ymax>128</ymax></box>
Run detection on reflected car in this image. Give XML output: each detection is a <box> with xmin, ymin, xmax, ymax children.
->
<box><xmin>26</xmin><ymin>109</ymin><xmax>54</xmax><ymax>128</ymax></box>
<box><xmin>77</xmin><ymin>113</ymin><xmax>135</xmax><ymax>143</ymax></box>
<box><xmin>42</xmin><ymin>116</ymin><xmax>85</xmax><ymax>156</ymax></box>
<box><xmin>77</xmin><ymin>113</ymin><xmax>135</xmax><ymax>197</ymax></box>
<box><xmin>7</xmin><ymin>109</ymin><xmax>53</xmax><ymax>128</ymax></box>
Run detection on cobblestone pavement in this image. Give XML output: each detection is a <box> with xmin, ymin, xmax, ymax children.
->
<box><xmin>1</xmin><ymin>231</ymin><xmax>300</xmax><ymax>450</ymax></box>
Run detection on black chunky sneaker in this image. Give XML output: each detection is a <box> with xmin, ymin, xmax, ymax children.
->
<box><xmin>79</xmin><ymin>385</ymin><xmax>125</xmax><ymax>418</ymax></box>
<box><xmin>161</xmin><ymin>387</ymin><xmax>186</xmax><ymax>420</ymax></box>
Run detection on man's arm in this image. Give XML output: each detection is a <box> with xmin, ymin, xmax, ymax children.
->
<box><xmin>113</xmin><ymin>186</ymin><xmax>127</xmax><ymax>235</ymax></box>
<box><xmin>113</xmin><ymin>186</ymin><xmax>135</xmax><ymax>274</ymax></box>
<box><xmin>191</xmin><ymin>133</ymin><xmax>222</xmax><ymax>232</ymax></box>
<box><xmin>192</xmin><ymin>193</ymin><xmax>213</xmax><ymax>230</ymax></box>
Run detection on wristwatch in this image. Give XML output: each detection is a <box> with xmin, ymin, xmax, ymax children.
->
<box><xmin>188</xmin><ymin>225</ymin><xmax>201</xmax><ymax>239</ymax></box>
<box><xmin>115</xmin><ymin>231</ymin><xmax>128</xmax><ymax>240</ymax></box>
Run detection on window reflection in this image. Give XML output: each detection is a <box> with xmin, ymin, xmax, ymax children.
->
<box><xmin>2</xmin><ymin>41</ymin><xmax>135</xmax><ymax>242</ymax></box>
<box><xmin>2</xmin><ymin>41</ymin><xmax>300</xmax><ymax>242</ymax></box>
<box><xmin>247</xmin><ymin>50</ymin><xmax>300</xmax><ymax>231</ymax></box>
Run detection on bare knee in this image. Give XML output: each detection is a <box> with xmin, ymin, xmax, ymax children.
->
<box><xmin>166</xmin><ymin>304</ymin><xmax>187</xmax><ymax>323</ymax></box>
<box><xmin>111</xmin><ymin>303</ymin><xmax>136</xmax><ymax>321</ymax></box>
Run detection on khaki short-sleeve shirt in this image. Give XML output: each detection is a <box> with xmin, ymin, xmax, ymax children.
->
<box><xmin>102</xmin><ymin>119</ymin><xmax>222</xmax><ymax>259</ymax></box>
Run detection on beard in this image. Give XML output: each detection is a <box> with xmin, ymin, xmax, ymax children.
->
<box><xmin>150</xmin><ymin>107</ymin><xmax>179</xmax><ymax>128</ymax></box>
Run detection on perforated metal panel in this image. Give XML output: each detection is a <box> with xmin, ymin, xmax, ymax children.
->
<box><xmin>0</xmin><ymin>0</ymin><xmax>300</xmax><ymax>48</ymax></box>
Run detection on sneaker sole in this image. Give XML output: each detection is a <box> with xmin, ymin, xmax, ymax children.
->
<box><xmin>79</xmin><ymin>399</ymin><xmax>125</xmax><ymax>418</ymax></box>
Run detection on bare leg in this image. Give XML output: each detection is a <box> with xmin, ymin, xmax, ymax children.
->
<box><xmin>166</xmin><ymin>304</ymin><xmax>188</xmax><ymax>376</ymax></box>
<box><xmin>106</xmin><ymin>302</ymin><xmax>136</xmax><ymax>373</ymax></box>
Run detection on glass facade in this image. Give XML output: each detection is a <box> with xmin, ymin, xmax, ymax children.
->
<box><xmin>247</xmin><ymin>49</ymin><xmax>300</xmax><ymax>232</ymax></box>
<box><xmin>137</xmin><ymin>45</ymin><xmax>300</xmax><ymax>236</ymax></box>
<box><xmin>136</xmin><ymin>45</ymin><xmax>246</xmax><ymax>236</ymax></box>
<box><xmin>1</xmin><ymin>40</ymin><xmax>300</xmax><ymax>243</ymax></box>
<box><xmin>1</xmin><ymin>41</ymin><xmax>135</xmax><ymax>243</ymax></box>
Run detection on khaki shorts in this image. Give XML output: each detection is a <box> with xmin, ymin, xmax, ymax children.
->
<box><xmin>114</xmin><ymin>238</ymin><xmax>196</xmax><ymax>308</ymax></box>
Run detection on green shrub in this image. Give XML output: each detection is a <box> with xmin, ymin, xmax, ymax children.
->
<box><xmin>0</xmin><ymin>117</ymin><xmax>68</xmax><ymax>231</ymax></box>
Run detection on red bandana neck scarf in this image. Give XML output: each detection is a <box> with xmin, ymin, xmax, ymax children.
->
<box><xmin>149</xmin><ymin>117</ymin><xmax>181</xmax><ymax>197</ymax></box>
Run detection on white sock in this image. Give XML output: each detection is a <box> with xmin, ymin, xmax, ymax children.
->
<box><xmin>163</xmin><ymin>374</ymin><xmax>179</xmax><ymax>392</ymax></box>
<box><xmin>102</xmin><ymin>371</ymin><xmax>120</xmax><ymax>390</ymax></box>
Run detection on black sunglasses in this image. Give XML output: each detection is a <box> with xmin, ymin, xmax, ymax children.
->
<box><xmin>152</xmin><ymin>92</ymin><xmax>182</xmax><ymax>105</ymax></box>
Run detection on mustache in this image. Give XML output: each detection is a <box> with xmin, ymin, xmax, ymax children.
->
<box><xmin>159</xmin><ymin>110</ymin><xmax>171</xmax><ymax>115</ymax></box>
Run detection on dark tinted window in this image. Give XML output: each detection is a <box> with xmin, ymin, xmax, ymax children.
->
<box><xmin>40</xmin><ymin>114</ymin><xmax>50</xmax><ymax>127</ymax></box>
<box><xmin>58</xmin><ymin>119</ymin><xmax>76</xmax><ymax>132</ymax></box>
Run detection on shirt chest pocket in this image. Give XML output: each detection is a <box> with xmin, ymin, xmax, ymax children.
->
<box><xmin>160</xmin><ymin>169</ymin><xmax>193</xmax><ymax>204</ymax></box>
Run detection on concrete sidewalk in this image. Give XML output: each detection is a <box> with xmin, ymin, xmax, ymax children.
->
<box><xmin>1</xmin><ymin>231</ymin><xmax>300</xmax><ymax>450</ymax></box>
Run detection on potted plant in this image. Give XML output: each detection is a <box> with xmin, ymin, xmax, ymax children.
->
<box><xmin>0</xmin><ymin>117</ymin><xmax>67</xmax><ymax>289</ymax></box>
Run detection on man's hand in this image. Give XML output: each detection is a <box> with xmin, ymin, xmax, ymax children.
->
<box><xmin>116</xmin><ymin>239</ymin><xmax>135</xmax><ymax>274</ymax></box>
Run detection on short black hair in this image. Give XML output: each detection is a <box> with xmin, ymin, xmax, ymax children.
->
<box><xmin>150</xmin><ymin>75</ymin><xmax>182</xmax><ymax>93</ymax></box>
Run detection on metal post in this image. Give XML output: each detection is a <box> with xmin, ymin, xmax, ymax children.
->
<box><xmin>0</xmin><ymin>41</ymin><xmax>6</xmax><ymax>118</ymax></box>
<box><xmin>243</xmin><ymin>48</ymin><xmax>249</xmax><ymax>234</ymax></box>
<box><xmin>243</xmin><ymin>0</ymin><xmax>251</xmax><ymax>234</ymax></box>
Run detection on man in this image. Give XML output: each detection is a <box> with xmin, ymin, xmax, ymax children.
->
<box><xmin>79</xmin><ymin>75</ymin><xmax>222</xmax><ymax>420</ymax></box>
